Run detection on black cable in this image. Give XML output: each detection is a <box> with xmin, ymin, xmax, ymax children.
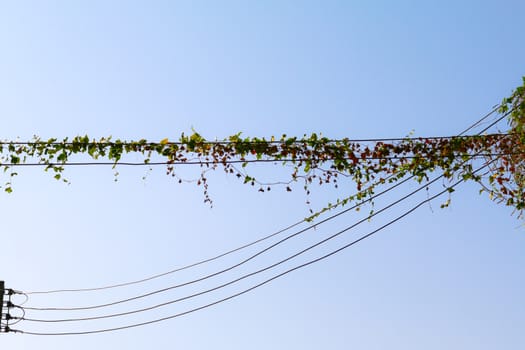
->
<box><xmin>22</xmin><ymin>171</ymin><xmax>414</xmax><ymax>312</ymax></box>
<box><xmin>477</xmin><ymin>112</ymin><xmax>510</xmax><ymax>134</ymax></box>
<box><xmin>13</xmin><ymin>106</ymin><xmax>512</xmax><ymax>322</ymax></box>
<box><xmin>456</xmin><ymin>104</ymin><xmax>501</xmax><ymax>135</ymax></box>
<box><xmin>0</xmin><ymin>130</ymin><xmax>507</xmax><ymax>146</ymax></box>
<box><xmin>25</xmin><ymin>158</ymin><xmax>411</xmax><ymax>296</ymax></box>
<box><xmin>24</xmin><ymin>220</ymin><xmax>305</xmax><ymax>295</ymax></box>
<box><xmin>19</xmin><ymin>150</ymin><xmax>497</xmax><ymax>322</ymax></box>
<box><xmin>19</xmin><ymin>169</ymin><xmax>429</xmax><ymax>321</ymax></box>
<box><xmin>16</xmin><ymin>293</ymin><xmax>28</xmax><ymax>307</ymax></box>
<box><xmin>4</xmin><ymin>305</ymin><xmax>25</xmax><ymax>326</ymax></box>
<box><xmin>0</xmin><ymin>151</ymin><xmax>518</xmax><ymax>168</ymax></box>
<box><xmin>10</xmin><ymin>161</ymin><xmax>492</xmax><ymax>335</ymax></box>
<box><xmin>20</xmin><ymin>106</ymin><xmax>509</xmax><ymax>305</ymax></box>
<box><xmin>10</xmin><ymin>104</ymin><xmax>502</xmax><ymax>330</ymax></box>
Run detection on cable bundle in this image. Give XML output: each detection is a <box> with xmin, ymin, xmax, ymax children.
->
<box><xmin>2</xmin><ymin>106</ymin><xmax>509</xmax><ymax>335</ymax></box>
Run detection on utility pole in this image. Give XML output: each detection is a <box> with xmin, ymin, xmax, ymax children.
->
<box><xmin>0</xmin><ymin>281</ymin><xmax>5</xmax><ymax>333</ymax></box>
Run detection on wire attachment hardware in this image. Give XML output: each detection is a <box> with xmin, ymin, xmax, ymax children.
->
<box><xmin>0</xmin><ymin>280</ymin><xmax>6</xmax><ymax>333</ymax></box>
<box><xmin>0</xmin><ymin>281</ymin><xmax>20</xmax><ymax>334</ymax></box>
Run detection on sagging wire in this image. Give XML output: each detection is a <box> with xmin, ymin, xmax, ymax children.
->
<box><xmin>19</xmin><ymin>105</ymin><xmax>506</xmax><ymax>297</ymax></box>
<box><xmin>22</xmin><ymin>171</ymin><xmax>413</xmax><ymax>312</ymax></box>
<box><xmin>7</xmin><ymin>106</ymin><xmax>510</xmax><ymax>333</ymax></box>
<box><xmin>17</xmin><ymin>155</ymin><xmax>496</xmax><ymax>324</ymax></box>
<box><xmin>10</xmin><ymin>160</ymin><xmax>495</xmax><ymax>335</ymax></box>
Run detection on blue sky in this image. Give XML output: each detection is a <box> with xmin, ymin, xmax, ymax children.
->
<box><xmin>1</xmin><ymin>1</ymin><xmax>524</xmax><ymax>349</ymax></box>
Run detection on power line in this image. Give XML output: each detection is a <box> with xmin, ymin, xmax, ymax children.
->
<box><xmin>457</xmin><ymin>104</ymin><xmax>502</xmax><ymax>135</ymax></box>
<box><xmin>21</xmin><ymin>171</ymin><xmax>414</xmax><ymax>312</ymax></box>
<box><xmin>24</xmin><ymin>220</ymin><xmax>305</xmax><ymax>295</ymax></box>
<box><xmin>0</xmin><ymin>131</ymin><xmax>508</xmax><ymax>147</ymax></box>
<box><xmin>477</xmin><ymin>111</ymin><xmax>511</xmax><ymax>134</ymax></box>
<box><xmin>18</xmin><ymin>148</ymin><xmax>496</xmax><ymax>321</ymax></box>
<box><xmin>24</xmin><ymin>165</ymin><xmax>409</xmax><ymax>296</ymax></box>
<box><xmin>19</xmin><ymin>105</ymin><xmax>506</xmax><ymax>299</ymax></box>
<box><xmin>18</xmin><ymin>164</ymin><xmax>470</xmax><ymax>322</ymax></box>
<box><xmin>0</xmin><ymin>152</ymin><xmax>518</xmax><ymax>168</ymax></box>
<box><xmin>10</xmin><ymin>161</ymin><xmax>493</xmax><ymax>335</ymax></box>
<box><xmin>10</xmin><ymin>106</ymin><xmax>508</xmax><ymax>331</ymax></box>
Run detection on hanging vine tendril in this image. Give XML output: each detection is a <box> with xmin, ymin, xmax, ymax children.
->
<box><xmin>1</xmin><ymin>78</ymin><xmax>524</xmax><ymax>219</ymax></box>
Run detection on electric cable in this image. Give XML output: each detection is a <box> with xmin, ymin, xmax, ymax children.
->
<box><xmin>18</xmin><ymin>158</ymin><xmax>487</xmax><ymax>323</ymax></box>
<box><xmin>24</xmin><ymin>219</ymin><xmax>305</xmax><ymax>295</ymax></box>
<box><xmin>24</xmin><ymin>160</ymin><xmax>410</xmax><ymax>296</ymax></box>
<box><xmin>10</xmin><ymin>160</ymin><xmax>493</xmax><ymax>335</ymax></box>
<box><xmin>20</xmin><ymin>171</ymin><xmax>407</xmax><ymax>295</ymax></box>
<box><xmin>0</xmin><ymin>151</ymin><xmax>518</xmax><ymax>168</ymax></box>
<box><xmin>9</xmin><ymin>106</ymin><xmax>508</xmax><ymax>332</ymax></box>
<box><xmin>22</xmin><ymin>171</ymin><xmax>415</xmax><ymax>312</ymax></box>
<box><xmin>19</xmin><ymin>105</ymin><xmax>509</xmax><ymax>305</ymax></box>
<box><xmin>18</xmin><ymin>145</ymin><xmax>499</xmax><ymax>322</ymax></box>
<box><xmin>13</xmin><ymin>104</ymin><xmax>512</xmax><ymax>322</ymax></box>
<box><xmin>0</xmin><ymin>130</ymin><xmax>508</xmax><ymax>146</ymax></box>
<box><xmin>477</xmin><ymin>112</ymin><xmax>511</xmax><ymax>134</ymax></box>
<box><xmin>3</xmin><ymin>305</ymin><xmax>25</xmax><ymax>326</ymax></box>
<box><xmin>457</xmin><ymin>104</ymin><xmax>502</xmax><ymax>135</ymax></box>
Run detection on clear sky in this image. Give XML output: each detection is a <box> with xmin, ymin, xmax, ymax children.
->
<box><xmin>1</xmin><ymin>1</ymin><xmax>524</xmax><ymax>349</ymax></box>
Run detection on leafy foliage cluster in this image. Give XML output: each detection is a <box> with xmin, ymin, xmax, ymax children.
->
<box><xmin>499</xmin><ymin>76</ymin><xmax>525</xmax><ymax>209</ymax></box>
<box><xmin>1</xmin><ymin>78</ymin><xmax>524</xmax><ymax>218</ymax></box>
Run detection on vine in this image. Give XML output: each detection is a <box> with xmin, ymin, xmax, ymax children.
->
<box><xmin>1</xmin><ymin>78</ymin><xmax>524</xmax><ymax>218</ymax></box>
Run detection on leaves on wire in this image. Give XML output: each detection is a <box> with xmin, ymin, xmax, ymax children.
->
<box><xmin>0</xmin><ymin>78</ymin><xmax>523</xmax><ymax>218</ymax></box>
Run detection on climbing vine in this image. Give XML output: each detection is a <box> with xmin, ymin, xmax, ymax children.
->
<box><xmin>1</xmin><ymin>78</ymin><xmax>524</xmax><ymax>218</ymax></box>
